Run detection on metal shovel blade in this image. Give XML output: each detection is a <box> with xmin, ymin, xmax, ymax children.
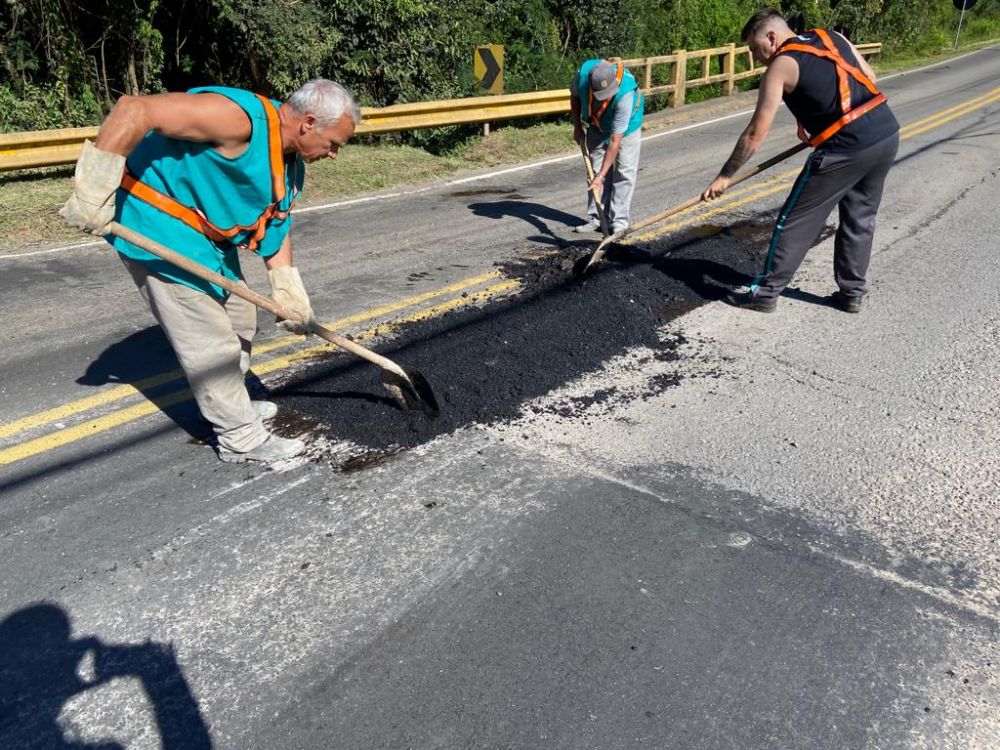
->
<box><xmin>381</xmin><ymin>367</ymin><xmax>440</xmax><ymax>418</ymax></box>
<box><xmin>574</xmin><ymin>234</ymin><xmax>623</xmax><ymax>276</ymax></box>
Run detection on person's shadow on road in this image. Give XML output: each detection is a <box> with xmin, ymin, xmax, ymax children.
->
<box><xmin>77</xmin><ymin>326</ymin><xmax>268</xmax><ymax>442</ymax></box>
<box><xmin>468</xmin><ymin>199</ymin><xmax>584</xmax><ymax>246</ymax></box>
<box><xmin>0</xmin><ymin>603</ymin><xmax>212</xmax><ymax>749</ymax></box>
<box><xmin>76</xmin><ymin>327</ymin><xmax>209</xmax><ymax>440</ymax></box>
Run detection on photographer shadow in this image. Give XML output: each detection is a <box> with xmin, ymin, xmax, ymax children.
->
<box><xmin>0</xmin><ymin>603</ymin><xmax>212</xmax><ymax>749</ymax></box>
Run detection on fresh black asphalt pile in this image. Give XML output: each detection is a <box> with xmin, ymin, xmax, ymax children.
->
<box><xmin>273</xmin><ymin>219</ymin><xmax>778</xmax><ymax>462</ymax></box>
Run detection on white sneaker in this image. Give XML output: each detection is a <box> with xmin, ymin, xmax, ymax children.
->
<box><xmin>252</xmin><ymin>400</ymin><xmax>278</xmax><ymax>420</ymax></box>
<box><xmin>217</xmin><ymin>434</ymin><xmax>305</xmax><ymax>463</ymax></box>
<box><xmin>572</xmin><ymin>220</ymin><xmax>600</xmax><ymax>233</ymax></box>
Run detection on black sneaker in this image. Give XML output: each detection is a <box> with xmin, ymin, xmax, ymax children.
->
<box><xmin>829</xmin><ymin>291</ymin><xmax>863</xmax><ymax>313</ymax></box>
<box><xmin>724</xmin><ymin>290</ymin><xmax>776</xmax><ymax>313</ymax></box>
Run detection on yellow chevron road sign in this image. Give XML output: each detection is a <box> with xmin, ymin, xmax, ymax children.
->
<box><xmin>474</xmin><ymin>45</ymin><xmax>504</xmax><ymax>95</ymax></box>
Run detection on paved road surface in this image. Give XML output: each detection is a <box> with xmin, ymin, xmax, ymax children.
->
<box><xmin>1</xmin><ymin>48</ymin><xmax>999</xmax><ymax>748</ymax></box>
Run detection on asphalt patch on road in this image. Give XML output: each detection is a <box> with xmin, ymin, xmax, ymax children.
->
<box><xmin>272</xmin><ymin>218</ymin><xmax>797</xmax><ymax>465</ymax></box>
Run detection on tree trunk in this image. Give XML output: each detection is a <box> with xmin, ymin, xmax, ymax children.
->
<box><xmin>126</xmin><ymin>50</ymin><xmax>139</xmax><ymax>96</ymax></box>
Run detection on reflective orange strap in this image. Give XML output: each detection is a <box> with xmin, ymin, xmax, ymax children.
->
<box><xmin>782</xmin><ymin>32</ymin><xmax>880</xmax><ymax>97</ymax></box>
<box><xmin>815</xmin><ymin>29</ymin><xmax>880</xmax><ymax>96</ymax></box>
<box><xmin>810</xmin><ymin>29</ymin><xmax>851</xmax><ymax>113</ymax></box>
<box><xmin>120</xmin><ymin>92</ymin><xmax>292</xmax><ymax>252</ymax></box>
<box><xmin>120</xmin><ymin>171</ymin><xmax>233</xmax><ymax>243</ymax></box>
<box><xmin>807</xmin><ymin>92</ymin><xmax>886</xmax><ymax>147</ymax></box>
<box><xmin>588</xmin><ymin>88</ymin><xmax>601</xmax><ymax>129</ymax></box>
<box><xmin>780</xmin><ymin>30</ymin><xmax>886</xmax><ymax>147</ymax></box>
<box><xmin>589</xmin><ymin>95</ymin><xmax>611</xmax><ymax>130</ymax></box>
<box><xmin>254</xmin><ymin>93</ymin><xmax>286</xmax><ymax>204</ymax></box>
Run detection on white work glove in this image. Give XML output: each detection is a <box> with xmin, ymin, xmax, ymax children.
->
<box><xmin>59</xmin><ymin>140</ymin><xmax>126</xmax><ymax>235</ymax></box>
<box><xmin>267</xmin><ymin>266</ymin><xmax>315</xmax><ymax>335</ymax></box>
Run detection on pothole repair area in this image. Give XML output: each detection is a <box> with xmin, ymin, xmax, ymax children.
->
<box><xmin>271</xmin><ymin>218</ymin><xmax>817</xmax><ymax>468</ymax></box>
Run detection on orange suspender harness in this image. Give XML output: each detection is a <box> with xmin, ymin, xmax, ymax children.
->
<box><xmin>588</xmin><ymin>61</ymin><xmax>625</xmax><ymax>132</ymax></box>
<box><xmin>120</xmin><ymin>94</ymin><xmax>296</xmax><ymax>252</ymax></box>
<box><xmin>779</xmin><ymin>28</ymin><xmax>887</xmax><ymax>148</ymax></box>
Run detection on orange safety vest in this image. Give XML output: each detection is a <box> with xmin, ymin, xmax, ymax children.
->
<box><xmin>119</xmin><ymin>93</ymin><xmax>297</xmax><ymax>252</ymax></box>
<box><xmin>778</xmin><ymin>29</ymin><xmax>887</xmax><ymax>148</ymax></box>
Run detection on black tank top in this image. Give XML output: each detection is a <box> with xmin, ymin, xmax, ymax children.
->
<box><xmin>779</xmin><ymin>31</ymin><xmax>899</xmax><ymax>152</ymax></box>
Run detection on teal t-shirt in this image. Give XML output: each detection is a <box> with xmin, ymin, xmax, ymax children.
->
<box><xmin>108</xmin><ymin>86</ymin><xmax>304</xmax><ymax>300</ymax></box>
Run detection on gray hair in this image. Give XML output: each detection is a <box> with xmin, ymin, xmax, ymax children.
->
<box><xmin>287</xmin><ymin>78</ymin><xmax>361</xmax><ymax>128</ymax></box>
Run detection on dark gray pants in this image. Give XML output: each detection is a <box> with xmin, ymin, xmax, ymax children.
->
<box><xmin>752</xmin><ymin>132</ymin><xmax>899</xmax><ymax>301</ymax></box>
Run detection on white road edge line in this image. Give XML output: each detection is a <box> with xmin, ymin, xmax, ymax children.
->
<box><xmin>4</xmin><ymin>45</ymin><xmax>994</xmax><ymax>262</ymax></box>
<box><xmin>566</xmin><ymin>457</ymin><xmax>1000</xmax><ymax>626</ymax></box>
<box><xmin>880</xmin><ymin>45</ymin><xmax>992</xmax><ymax>82</ymax></box>
<box><xmin>814</xmin><ymin>547</ymin><xmax>1000</xmax><ymax>626</ymax></box>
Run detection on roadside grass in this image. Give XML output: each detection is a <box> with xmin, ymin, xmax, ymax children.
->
<box><xmin>302</xmin><ymin>121</ymin><xmax>574</xmax><ymax>200</ymax></box>
<box><xmin>0</xmin><ymin>168</ymin><xmax>77</xmax><ymax>249</ymax></box>
<box><xmin>875</xmin><ymin>33</ymin><xmax>1000</xmax><ymax>75</ymax></box>
<box><xmin>1</xmin><ymin>37</ymin><xmax>996</xmax><ymax>252</ymax></box>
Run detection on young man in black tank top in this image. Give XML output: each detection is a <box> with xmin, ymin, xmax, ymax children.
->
<box><xmin>702</xmin><ymin>8</ymin><xmax>899</xmax><ymax>314</ymax></box>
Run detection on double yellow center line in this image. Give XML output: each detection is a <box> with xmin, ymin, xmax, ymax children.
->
<box><xmin>2</xmin><ymin>84</ymin><xmax>998</xmax><ymax>467</ymax></box>
<box><xmin>0</xmin><ymin>273</ymin><xmax>518</xmax><ymax>465</ymax></box>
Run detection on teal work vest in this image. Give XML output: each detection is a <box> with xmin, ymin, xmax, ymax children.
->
<box><xmin>577</xmin><ymin>59</ymin><xmax>644</xmax><ymax>143</ymax></box>
<box><xmin>108</xmin><ymin>86</ymin><xmax>304</xmax><ymax>300</ymax></box>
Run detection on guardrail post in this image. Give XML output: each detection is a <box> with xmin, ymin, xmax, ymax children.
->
<box><xmin>644</xmin><ymin>58</ymin><xmax>652</xmax><ymax>94</ymax></box>
<box><xmin>672</xmin><ymin>50</ymin><xmax>687</xmax><ymax>108</ymax></box>
<box><xmin>723</xmin><ymin>43</ymin><xmax>736</xmax><ymax>96</ymax></box>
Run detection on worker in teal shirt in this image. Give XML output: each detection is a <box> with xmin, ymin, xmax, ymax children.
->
<box><xmin>571</xmin><ymin>59</ymin><xmax>644</xmax><ymax>234</ymax></box>
<box><xmin>61</xmin><ymin>79</ymin><xmax>360</xmax><ymax>463</ymax></box>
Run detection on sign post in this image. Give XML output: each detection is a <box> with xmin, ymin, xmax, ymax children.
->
<box><xmin>953</xmin><ymin>0</ymin><xmax>978</xmax><ymax>49</ymax></box>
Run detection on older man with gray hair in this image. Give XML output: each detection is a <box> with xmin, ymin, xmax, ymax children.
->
<box><xmin>61</xmin><ymin>79</ymin><xmax>361</xmax><ymax>462</ymax></box>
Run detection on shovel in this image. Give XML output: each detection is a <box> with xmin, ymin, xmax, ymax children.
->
<box><xmin>108</xmin><ymin>221</ymin><xmax>440</xmax><ymax>418</ymax></box>
<box><xmin>578</xmin><ymin>142</ymin><xmax>808</xmax><ymax>275</ymax></box>
<box><xmin>580</xmin><ymin>141</ymin><xmax>611</xmax><ymax>237</ymax></box>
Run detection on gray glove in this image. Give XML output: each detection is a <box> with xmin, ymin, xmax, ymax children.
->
<box><xmin>59</xmin><ymin>140</ymin><xmax>126</xmax><ymax>235</ymax></box>
<box><xmin>267</xmin><ymin>266</ymin><xmax>315</xmax><ymax>335</ymax></box>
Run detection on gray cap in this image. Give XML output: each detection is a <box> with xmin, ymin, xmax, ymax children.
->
<box><xmin>589</xmin><ymin>61</ymin><xmax>621</xmax><ymax>101</ymax></box>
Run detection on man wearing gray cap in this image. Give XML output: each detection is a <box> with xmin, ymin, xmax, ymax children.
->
<box><xmin>570</xmin><ymin>59</ymin><xmax>645</xmax><ymax>234</ymax></box>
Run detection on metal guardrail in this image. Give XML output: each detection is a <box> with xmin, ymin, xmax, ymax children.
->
<box><xmin>0</xmin><ymin>42</ymin><xmax>881</xmax><ymax>172</ymax></box>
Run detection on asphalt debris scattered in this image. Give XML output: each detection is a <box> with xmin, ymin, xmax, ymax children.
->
<box><xmin>273</xmin><ymin>219</ymin><xmax>778</xmax><ymax>459</ymax></box>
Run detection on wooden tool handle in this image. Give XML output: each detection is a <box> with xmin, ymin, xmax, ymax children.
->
<box><xmin>580</xmin><ymin>142</ymin><xmax>611</xmax><ymax>236</ymax></box>
<box><xmin>595</xmin><ymin>142</ymin><xmax>809</xmax><ymax>252</ymax></box>
<box><xmin>108</xmin><ymin>221</ymin><xmax>409</xmax><ymax>379</ymax></box>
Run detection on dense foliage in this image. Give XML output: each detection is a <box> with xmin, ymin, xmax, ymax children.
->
<box><xmin>1</xmin><ymin>0</ymin><xmax>998</xmax><ymax>133</ymax></box>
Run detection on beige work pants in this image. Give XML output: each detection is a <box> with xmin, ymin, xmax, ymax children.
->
<box><xmin>121</xmin><ymin>255</ymin><xmax>268</xmax><ymax>452</ymax></box>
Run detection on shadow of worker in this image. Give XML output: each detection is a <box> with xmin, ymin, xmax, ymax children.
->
<box><xmin>0</xmin><ymin>603</ymin><xmax>212</xmax><ymax>749</ymax></box>
<box><xmin>468</xmin><ymin>199</ymin><xmax>583</xmax><ymax>246</ymax></box>
<box><xmin>76</xmin><ymin>326</ymin><xmax>213</xmax><ymax>441</ymax></box>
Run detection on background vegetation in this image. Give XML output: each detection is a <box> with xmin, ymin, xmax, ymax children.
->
<box><xmin>1</xmin><ymin>1</ymin><xmax>997</xmax><ymax>249</ymax></box>
<box><xmin>2</xmin><ymin>0</ymin><xmax>998</xmax><ymax>135</ymax></box>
